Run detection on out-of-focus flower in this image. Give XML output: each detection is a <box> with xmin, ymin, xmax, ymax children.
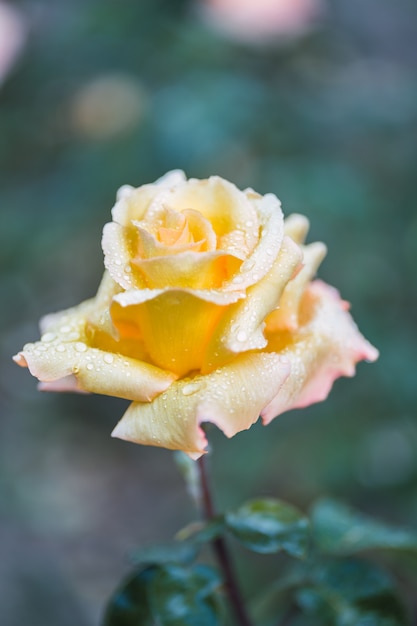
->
<box><xmin>200</xmin><ymin>0</ymin><xmax>323</xmax><ymax>43</ymax></box>
<box><xmin>0</xmin><ymin>2</ymin><xmax>26</xmax><ymax>85</ymax></box>
<box><xmin>70</xmin><ymin>74</ymin><xmax>146</xmax><ymax>140</ymax></box>
<box><xmin>14</xmin><ymin>172</ymin><xmax>378</xmax><ymax>458</ymax></box>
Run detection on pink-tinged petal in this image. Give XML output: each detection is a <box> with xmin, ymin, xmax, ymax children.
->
<box><xmin>14</xmin><ymin>341</ymin><xmax>175</xmax><ymax>402</ymax></box>
<box><xmin>203</xmin><ymin>236</ymin><xmax>302</xmax><ymax>372</ymax></box>
<box><xmin>38</xmin><ymin>375</ymin><xmax>86</xmax><ymax>393</ymax></box>
<box><xmin>111</xmin><ymin>352</ymin><xmax>290</xmax><ymax>457</ymax></box>
<box><xmin>261</xmin><ymin>280</ymin><xmax>379</xmax><ymax>425</ymax></box>
<box><xmin>266</xmin><ymin>241</ymin><xmax>327</xmax><ymax>332</ymax></box>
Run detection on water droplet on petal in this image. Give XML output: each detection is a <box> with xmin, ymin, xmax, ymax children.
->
<box><xmin>41</xmin><ymin>332</ymin><xmax>56</xmax><ymax>343</ymax></box>
<box><xmin>75</xmin><ymin>342</ymin><xmax>87</xmax><ymax>352</ymax></box>
<box><xmin>56</xmin><ymin>344</ymin><xmax>66</xmax><ymax>352</ymax></box>
<box><xmin>104</xmin><ymin>354</ymin><xmax>114</xmax><ymax>364</ymax></box>
<box><xmin>182</xmin><ymin>381</ymin><xmax>202</xmax><ymax>396</ymax></box>
<box><xmin>237</xmin><ymin>330</ymin><xmax>247</xmax><ymax>342</ymax></box>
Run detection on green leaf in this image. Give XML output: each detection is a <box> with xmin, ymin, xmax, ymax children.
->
<box><xmin>311</xmin><ymin>499</ymin><xmax>417</xmax><ymax>556</ymax></box>
<box><xmin>103</xmin><ymin>566</ymin><xmax>157</xmax><ymax>626</ymax></box>
<box><xmin>225</xmin><ymin>498</ymin><xmax>310</xmax><ymax>557</ymax></box>
<box><xmin>297</xmin><ymin>558</ymin><xmax>408</xmax><ymax>626</ymax></box>
<box><xmin>148</xmin><ymin>564</ymin><xmax>222</xmax><ymax>626</ymax></box>
<box><xmin>131</xmin><ymin>542</ymin><xmax>198</xmax><ymax>567</ymax></box>
<box><xmin>103</xmin><ymin>563</ymin><xmax>222</xmax><ymax>626</ymax></box>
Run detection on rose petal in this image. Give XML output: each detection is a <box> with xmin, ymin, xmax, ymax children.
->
<box><xmin>222</xmin><ymin>190</ymin><xmax>285</xmax><ymax>291</ymax></box>
<box><xmin>102</xmin><ymin>222</ymin><xmax>147</xmax><ymax>290</ymax></box>
<box><xmin>13</xmin><ymin>285</ymin><xmax>176</xmax><ymax>401</ymax></box>
<box><xmin>133</xmin><ymin>250</ymin><xmax>242</xmax><ymax>289</ymax></box>
<box><xmin>111</xmin><ymin>352</ymin><xmax>290</xmax><ymax>457</ymax></box>
<box><xmin>111</xmin><ymin>288</ymin><xmax>244</xmax><ymax>377</ymax></box>
<box><xmin>284</xmin><ymin>213</ymin><xmax>310</xmax><ymax>244</ymax></box>
<box><xmin>13</xmin><ymin>339</ymin><xmax>175</xmax><ymax>402</ymax></box>
<box><xmin>261</xmin><ymin>280</ymin><xmax>379</xmax><ymax>424</ymax></box>
<box><xmin>203</xmin><ymin>236</ymin><xmax>302</xmax><ymax>372</ymax></box>
<box><xmin>169</xmin><ymin>176</ymin><xmax>259</xmax><ymax>248</ymax></box>
<box><xmin>266</xmin><ymin>241</ymin><xmax>327</xmax><ymax>332</ymax></box>
<box><xmin>111</xmin><ymin>170</ymin><xmax>186</xmax><ymax>225</ymax></box>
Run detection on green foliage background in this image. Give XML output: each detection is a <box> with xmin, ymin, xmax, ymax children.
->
<box><xmin>1</xmin><ymin>0</ymin><xmax>416</xmax><ymax>624</ymax></box>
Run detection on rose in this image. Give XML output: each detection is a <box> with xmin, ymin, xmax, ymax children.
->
<box><xmin>201</xmin><ymin>0</ymin><xmax>323</xmax><ymax>43</ymax></box>
<box><xmin>14</xmin><ymin>171</ymin><xmax>378</xmax><ymax>458</ymax></box>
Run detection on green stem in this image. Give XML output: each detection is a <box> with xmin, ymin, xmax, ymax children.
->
<box><xmin>197</xmin><ymin>455</ymin><xmax>253</xmax><ymax>626</ymax></box>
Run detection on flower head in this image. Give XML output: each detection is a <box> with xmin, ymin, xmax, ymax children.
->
<box><xmin>14</xmin><ymin>172</ymin><xmax>378</xmax><ymax>458</ymax></box>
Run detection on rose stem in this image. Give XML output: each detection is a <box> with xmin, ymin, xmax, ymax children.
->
<box><xmin>197</xmin><ymin>455</ymin><xmax>253</xmax><ymax>626</ymax></box>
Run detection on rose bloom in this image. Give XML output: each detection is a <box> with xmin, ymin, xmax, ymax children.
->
<box><xmin>0</xmin><ymin>2</ymin><xmax>26</xmax><ymax>86</ymax></box>
<box><xmin>201</xmin><ymin>0</ymin><xmax>323</xmax><ymax>43</ymax></box>
<box><xmin>14</xmin><ymin>172</ymin><xmax>378</xmax><ymax>458</ymax></box>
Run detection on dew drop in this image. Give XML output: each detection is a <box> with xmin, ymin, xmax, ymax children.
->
<box><xmin>41</xmin><ymin>332</ymin><xmax>56</xmax><ymax>343</ymax></box>
<box><xmin>75</xmin><ymin>342</ymin><xmax>87</xmax><ymax>353</ymax></box>
<box><xmin>182</xmin><ymin>381</ymin><xmax>202</xmax><ymax>396</ymax></box>
<box><xmin>86</xmin><ymin>363</ymin><xmax>94</xmax><ymax>371</ymax></box>
<box><xmin>236</xmin><ymin>330</ymin><xmax>247</xmax><ymax>342</ymax></box>
<box><xmin>243</xmin><ymin>260</ymin><xmax>255</xmax><ymax>272</ymax></box>
<box><xmin>104</xmin><ymin>354</ymin><xmax>114</xmax><ymax>364</ymax></box>
<box><xmin>56</xmin><ymin>344</ymin><xmax>66</xmax><ymax>353</ymax></box>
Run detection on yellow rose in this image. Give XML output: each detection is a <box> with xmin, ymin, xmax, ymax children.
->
<box><xmin>14</xmin><ymin>171</ymin><xmax>378</xmax><ymax>458</ymax></box>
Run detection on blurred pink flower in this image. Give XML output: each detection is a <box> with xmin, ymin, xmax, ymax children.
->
<box><xmin>0</xmin><ymin>2</ymin><xmax>26</xmax><ymax>85</ymax></box>
<box><xmin>201</xmin><ymin>0</ymin><xmax>323</xmax><ymax>43</ymax></box>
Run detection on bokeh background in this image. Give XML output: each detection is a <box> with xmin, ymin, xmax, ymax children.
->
<box><xmin>1</xmin><ymin>0</ymin><xmax>416</xmax><ymax>623</ymax></box>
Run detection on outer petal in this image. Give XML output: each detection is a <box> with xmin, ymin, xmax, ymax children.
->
<box><xmin>261</xmin><ymin>280</ymin><xmax>379</xmax><ymax>424</ymax></box>
<box><xmin>111</xmin><ymin>352</ymin><xmax>290</xmax><ymax>457</ymax></box>
<box><xmin>284</xmin><ymin>213</ymin><xmax>310</xmax><ymax>244</ymax></box>
<box><xmin>13</xmin><ymin>291</ymin><xmax>176</xmax><ymax>402</ymax></box>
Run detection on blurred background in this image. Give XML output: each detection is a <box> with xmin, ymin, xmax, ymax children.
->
<box><xmin>1</xmin><ymin>0</ymin><xmax>417</xmax><ymax>623</ymax></box>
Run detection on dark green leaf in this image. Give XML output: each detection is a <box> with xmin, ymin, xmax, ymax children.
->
<box><xmin>131</xmin><ymin>542</ymin><xmax>197</xmax><ymax>567</ymax></box>
<box><xmin>297</xmin><ymin>558</ymin><xmax>408</xmax><ymax>626</ymax></box>
<box><xmin>148</xmin><ymin>563</ymin><xmax>222</xmax><ymax>626</ymax></box>
<box><xmin>103</xmin><ymin>563</ymin><xmax>223</xmax><ymax>626</ymax></box>
<box><xmin>103</xmin><ymin>566</ymin><xmax>157</xmax><ymax>626</ymax></box>
<box><xmin>311</xmin><ymin>499</ymin><xmax>417</xmax><ymax>556</ymax></box>
<box><xmin>225</xmin><ymin>498</ymin><xmax>310</xmax><ymax>557</ymax></box>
